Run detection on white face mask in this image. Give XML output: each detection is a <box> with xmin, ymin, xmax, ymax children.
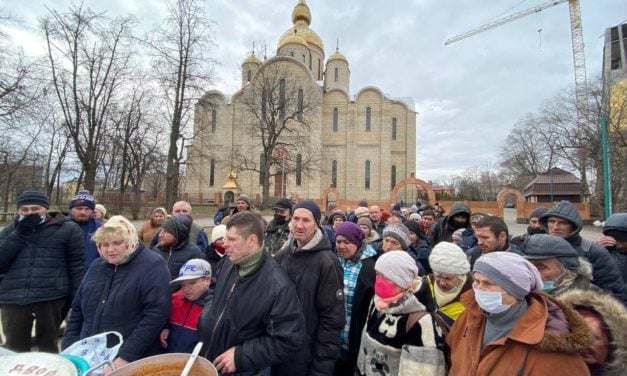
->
<box><xmin>473</xmin><ymin>288</ymin><xmax>512</xmax><ymax>314</ymax></box>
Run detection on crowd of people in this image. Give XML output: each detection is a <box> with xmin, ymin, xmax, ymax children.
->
<box><xmin>0</xmin><ymin>188</ymin><xmax>626</xmax><ymax>375</ymax></box>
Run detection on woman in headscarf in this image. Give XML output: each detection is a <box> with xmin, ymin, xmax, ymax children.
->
<box><xmin>138</xmin><ymin>207</ymin><xmax>167</xmax><ymax>247</ymax></box>
<box><xmin>61</xmin><ymin>216</ymin><xmax>171</xmax><ymax>370</ymax></box>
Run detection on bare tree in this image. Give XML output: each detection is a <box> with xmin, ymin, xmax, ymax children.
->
<box><xmin>41</xmin><ymin>2</ymin><xmax>135</xmax><ymax>192</ymax></box>
<box><xmin>145</xmin><ymin>0</ymin><xmax>215</xmax><ymax>209</ymax></box>
<box><xmin>234</xmin><ymin>60</ymin><xmax>322</xmax><ymax>206</ymax></box>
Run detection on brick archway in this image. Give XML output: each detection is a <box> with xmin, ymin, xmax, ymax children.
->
<box><xmin>390</xmin><ymin>172</ymin><xmax>436</xmax><ymax>205</ymax></box>
<box><xmin>321</xmin><ymin>186</ymin><xmax>343</xmax><ymax>211</ymax></box>
<box><xmin>496</xmin><ymin>186</ymin><xmax>525</xmax><ymax>218</ymax></box>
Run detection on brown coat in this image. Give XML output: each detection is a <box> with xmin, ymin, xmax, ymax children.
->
<box><xmin>138</xmin><ymin>220</ymin><xmax>160</xmax><ymax>247</ymax></box>
<box><xmin>447</xmin><ymin>290</ymin><xmax>593</xmax><ymax>376</ymax></box>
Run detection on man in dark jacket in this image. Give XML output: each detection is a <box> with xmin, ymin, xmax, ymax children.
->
<box><xmin>67</xmin><ymin>190</ymin><xmax>102</xmax><ymax>266</ymax></box>
<box><xmin>199</xmin><ymin>211</ymin><xmax>305</xmax><ymax>375</ymax></box>
<box><xmin>427</xmin><ymin>202</ymin><xmax>474</xmax><ymax>247</ymax></box>
<box><xmin>511</xmin><ymin>207</ymin><xmax>549</xmax><ymax>248</ymax></box>
<box><xmin>150</xmin><ymin>201</ymin><xmax>209</xmax><ymax>250</ymax></box>
<box><xmin>466</xmin><ymin>216</ymin><xmax>522</xmax><ymax>268</ymax></box>
<box><xmin>274</xmin><ymin>200</ymin><xmax>345</xmax><ymax>376</ymax></box>
<box><xmin>152</xmin><ymin>215</ymin><xmax>203</xmax><ymax>282</ymax></box>
<box><xmin>263</xmin><ymin>198</ymin><xmax>292</xmax><ymax>256</ymax></box>
<box><xmin>0</xmin><ymin>189</ymin><xmax>85</xmax><ymax>352</ymax></box>
<box><xmin>598</xmin><ymin>213</ymin><xmax>627</xmax><ymax>296</ymax></box>
<box><xmin>540</xmin><ymin>200</ymin><xmax>626</xmax><ymax>303</ymax></box>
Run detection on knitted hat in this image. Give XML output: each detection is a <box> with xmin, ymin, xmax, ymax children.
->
<box><xmin>211</xmin><ymin>224</ymin><xmax>227</xmax><ymax>243</ymax></box>
<box><xmin>236</xmin><ymin>194</ymin><xmax>251</xmax><ymax>207</ymax></box>
<box><xmin>403</xmin><ymin>220</ymin><xmax>422</xmax><ymax>238</ymax></box>
<box><xmin>95</xmin><ymin>204</ymin><xmax>107</xmax><ymax>218</ymax></box>
<box><xmin>522</xmin><ymin>234</ymin><xmax>580</xmax><ymax>270</ymax></box>
<box><xmin>354</xmin><ymin>206</ymin><xmax>370</xmax><ymax>218</ymax></box>
<box><xmin>382</xmin><ymin>223</ymin><xmax>411</xmax><ymax>249</ymax></box>
<box><xmin>293</xmin><ymin>200</ymin><xmax>321</xmax><ymax>225</ymax></box>
<box><xmin>16</xmin><ymin>189</ymin><xmax>49</xmax><ymax>209</ymax></box>
<box><xmin>409</xmin><ymin>213</ymin><xmax>421</xmax><ymax>221</ymax></box>
<box><xmin>410</xmin><ymin>205</ymin><xmax>419</xmax><ymax>213</ymax></box>
<box><xmin>530</xmin><ymin>207</ymin><xmax>549</xmax><ymax>219</ymax></box>
<box><xmin>474</xmin><ymin>252</ymin><xmax>543</xmax><ymax>300</ymax></box>
<box><xmin>452</xmin><ymin>228</ymin><xmax>465</xmax><ymax>242</ymax></box>
<box><xmin>357</xmin><ymin>199</ymin><xmax>368</xmax><ymax>207</ymax></box>
<box><xmin>272</xmin><ymin>198</ymin><xmax>293</xmax><ymax>213</ymax></box>
<box><xmin>330</xmin><ymin>210</ymin><xmax>346</xmax><ymax>222</ymax></box>
<box><xmin>375</xmin><ymin>251</ymin><xmax>419</xmax><ymax>289</ymax></box>
<box><xmin>335</xmin><ymin>221</ymin><xmax>365</xmax><ymax>249</ymax></box>
<box><xmin>170</xmin><ymin>258</ymin><xmax>211</xmax><ymax>284</ymax></box>
<box><xmin>429</xmin><ymin>242</ymin><xmax>470</xmax><ymax>275</ymax></box>
<box><xmin>69</xmin><ymin>190</ymin><xmax>96</xmax><ymax>210</ymax></box>
<box><xmin>357</xmin><ymin>217</ymin><xmax>373</xmax><ymax>230</ymax></box>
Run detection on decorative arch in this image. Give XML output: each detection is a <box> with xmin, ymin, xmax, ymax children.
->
<box><xmin>390</xmin><ymin>172</ymin><xmax>436</xmax><ymax>205</ymax></box>
<box><xmin>496</xmin><ymin>186</ymin><xmax>525</xmax><ymax>218</ymax></box>
<box><xmin>321</xmin><ymin>186</ymin><xmax>343</xmax><ymax>211</ymax></box>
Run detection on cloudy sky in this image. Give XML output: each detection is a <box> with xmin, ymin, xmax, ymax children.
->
<box><xmin>3</xmin><ymin>0</ymin><xmax>625</xmax><ymax>182</ymax></box>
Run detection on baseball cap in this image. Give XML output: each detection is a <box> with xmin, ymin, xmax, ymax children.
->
<box><xmin>170</xmin><ymin>259</ymin><xmax>211</xmax><ymax>284</ymax></box>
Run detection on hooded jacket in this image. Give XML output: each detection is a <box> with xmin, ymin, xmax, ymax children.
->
<box><xmin>0</xmin><ymin>212</ymin><xmax>85</xmax><ymax>305</ymax></box>
<box><xmin>540</xmin><ymin>201</ymin><xmax>626</xmax><ymax>302</ymax></box>
<box><xmin>274</xmin><ymin>229</ymin><xmax>345</xmax><ymax>376</ymax></box>
<box><xmin>447</xmin><ymin>290</ymin><xmax>593</xmax><ymax>376</ymax></box>
<box><xmin>558</xmin><ymin>289</ymin><xmax>627</xmax><ymax>376</ymax></box>
<box><xmin>427</xmin><ymin>203</ymin><xmax>473</xmax><ymax>246</ymax></box>
<box><xmin>603</xmin><ymin>213</ymin><xmax>627</xmax><ymax>290</ymax></box>
<box><xmin>152</xmin><ymin>215</ymin><xmax>203</xmax><ymax>281</ymax></box>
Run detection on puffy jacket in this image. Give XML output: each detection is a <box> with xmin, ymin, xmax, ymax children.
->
<box><xmin>603</xmin><ymin>213</ymin><xmax>627</xmax><ymax>293</ymax></box>
<box><xmin>447</xmin><ymin>291</ymin><xmax>593</xmax><ymax>376</ymax></box>
<box><xmin>540</xmin><ymin>201</ymin><xmax>626</xmax><ymax>302</ymax></box>
<box><xmin>61</xmin><ymin>244</ymin><xmax>171</xmax><ymax>362</ymax></box>
<box><xmin>165</xmin><ymin>289</ymin><xmax>211</xmax><ymax>353</ymax></box>
<box><xmin>198</xmin><ymin>251</ymin><xmax>305</xmax><ymax>375</ymax></box>
<box><xmin>427</xmin><ymin>203</ymin><xmax>473</xmax><ymax>246</ymax></box>
<box><xmin>152</xmin><ymin>215</ymin><xmax>203</xmax><ymax>281</ymax></box>
<box><xmin>74</xmin><ymin>218</ymin><xmax>102</xmax><ymax>266</ymax></box>
<box><xmin>263</xmin><ymin>219</ymin><xmax>290</xmax><ymax>256</ymax></box>
<box><xmin>0</xmin><ymin>212</ymin><xmax>85</xmax><ymax>305</ymax></box>
<box><xmin>274</xmin><ymin>229</ymin><xmax>345</xmax><ymax>376</ymax></box>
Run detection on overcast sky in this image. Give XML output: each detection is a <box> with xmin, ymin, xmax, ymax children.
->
<box><xmin>3</xmin><ymin>0</ymin><xmax>626</xmax><ymax>182</ymax></box>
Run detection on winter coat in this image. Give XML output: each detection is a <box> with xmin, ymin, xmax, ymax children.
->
<box><xmin>74</xmin><ymin>218</ymin><xmax>102</xmax><ymax>266</ymax></box>
<box><xmin>603</xmin><ymin>213</ymin><xmax>627</xmax><ymax>293</ymax></box>
<box><xmin>427</xmin><ymin>203</ymin><xmax>473</xmax><ymax>246</ymax></box>
<box><xmin>165</xmin><ymin>289</ymin><xmax>210</xmax><ymax>353</ymax></box>
<box><xmin>151</xmin><ymin>215</ymin><xmax>203</xmax><ymax>281</ymax></box>
<box><xmin>447</xmin><ymin>290</ymin><xmax>593</xmax><ymax>376</ymax></box>
<box><xmin>357</xmin><ymin>293</ymin><xmax>446</xmax><ymax>376</ymax></box>
<box><xmin>540</xmin><ymin>201</ymin><xmax>626</xmax><ymax>302</ymax></box>
<box><xmin>0</xmin><ymin>212</ymin><xmax>85</xmax><ymax>305</ymax></box>
<box><xmin>61</xmin><ymin>244</ymin><xmax>171</xmax><ymax>362</ymax></box>
<box><xmin>263</xmin><ymin>219</ymin><xmax>290</xmax><ymax>257</ymax></box>
<box><xmin>198</xmin><ymin>251</ymin><xmax>305</xmax><ymax>376</ymax></box>
<box><xmin>558</xmin><ymin>289</ymin><xmax>627</xmax><ymax>376</ymax></box>
<box><xmin>274</xmin><ymin>229</ymin><xmax>345</xmax><ymax>376</ymax></box>
<box><xmin>150</xmin><ymin>221</ymin><xmax>208</xmax><ymax>251</ymax></box>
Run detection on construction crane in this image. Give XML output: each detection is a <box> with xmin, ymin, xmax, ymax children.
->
<box><xmin>445</xmin><ymin>0</ymin><xmax>587</xmax><ymax>110</ymax></box>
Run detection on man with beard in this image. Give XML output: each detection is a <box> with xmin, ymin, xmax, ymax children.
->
<box><xmin>511</xmin><ymin>207</ymin><xmax>549</xmax><ymax>248</ymax></box>
<box><xmin>427</xmin><ymin>203</ymin><xmax>475</xmax><ymax>247</ymax></box>
<box><xmin>466</xmin><ymin>216</ymin><xmax>522</xmax><ymax>268</ymax></box>
<box><xmin>68</xmin><ymin>190</ymin><xmax>102</xmax><ymax>266</ymax></box>
<box><xmin>263</xmin><ymin>198</ymin><xmax>292</xmax><ymax>257</ymax></box>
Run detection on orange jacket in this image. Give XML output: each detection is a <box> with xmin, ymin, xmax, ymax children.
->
<box><xmin>446</xmin><ymin>290</ymin><xmax>592</xmax><ymax>376</ymax></box>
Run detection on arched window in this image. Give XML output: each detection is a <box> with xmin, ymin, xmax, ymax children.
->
<box><xmin>392</xmin><ymin>117</ymin><xmax>397</xmax><ymax>140</ymax></box>
<box><xmin>318</xmin><ymin>59</ymin><xmax>321</xmax><ymax>80</ymax></box>
<box><xmin>296</xmin><ymin>154</ymin><xmax>302</xmax><ymax>186</ymax></box>
<box><xmin>279</xmin><ymin>79</ymin><xmax>286</xmax><ymax>123</ymax></box>
<box><xmin>366</xmin><ymin>107</ymin><xmax>371</xmax><ymax>131</ymax></box>
<box><xmin>302</xmin><ymin>54</ymin><xmax>306</xmax><ymax>63</ymax></box>
<box><xmin>332</xmin><ymin>160</ymin><xmax>337</xmax><ymax>187</ymax></box>
<box><xmin>209</xmin><ymin>159</ymin><xmax>215</xmax><ymax>187</ymax></box>
<box><xmin>261</xmin><ymin>89</ymin><xmax>267</xmax><ymax>119</ymax></box>
<box><xmin>391</xmin><ymin>165</ymin><xmax>396</xmax><ymax>189</ymax></box>
<box><xmin>259</xmin><ymin>154</ymin><xmax>266</xmax><ymax>185</ymax></box>
<box><xmin>365</xmin><ymin>160</ymin><xmax>371</xmax><ymax>189</ymax></box>
<box><xmin>332</xmin><ymin>107</ymin><xmax>338</xmax><ymax>132</ymax></box>
<box><xmin>211</xmin><ymin>109</ymin><xmax>217</xmax><ymax>133</ymax></box>
<box><xmin>334</xmin><ymin>67</ymin><xmax>339</xmax><ymax>82</ymax></box>
<box><xmin>298</xmin><ymin>89</ymin><xmax>304</xmax><ymax>121</ymax></box>
<box><xmin>247</xmin><ymin>70</ymin><xmax>251</xmax><ymax>82</ymax></box>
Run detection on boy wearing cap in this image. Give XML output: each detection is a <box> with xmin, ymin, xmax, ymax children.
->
<box><xmin>161</xmin><ymin>259</ymin><xmax>212</xmax><ymax>353</ymax></box>
<box><xmin>446</xmin><ymin>252</ymin><xmax>592</xmax><ymax>375</ymax></box>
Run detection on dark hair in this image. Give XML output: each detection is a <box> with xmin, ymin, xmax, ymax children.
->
<box><xmin>422</xmin><ymin>210</ymin><xmax>436</xmax><ymax>218</ymax></box>
<box><xmin>226</xmin><ymin>211</ymin><xmax>265</xmax><ymax>246</ymax></box>
<box><xmin>476</xmin><ymin>216</ymin><xmax>509</xmax><ymax>237</ymax></box>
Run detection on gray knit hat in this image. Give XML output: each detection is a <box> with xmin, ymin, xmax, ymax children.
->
<box><xmin>382</xmin><ymin>223</ymin><xmax>411</xmax><ymax>249</ymax></box>
<box><xmin>522</xmin><ymin>234</ymin><xmax>580</xmax><ymax>270</ymax></box>
<box><xmin>474</xmin><ymin>252</ymin><xmax>543</xmax><ymax>300</ymax></box>
<box><xmin>236</xmin><ymin>194</ymin><xmax>251</xmax><ymax>207</ymax></box>
<box><xmin>429</xmin><ymin>242</ymin><xmax>470</xmax><ymax>275</ymax></box>
<box><xmin>357</xmin><ymin>217</ymin><xmax>373</xmax><ymax>230</ymax></box>
<box><xmin>375</xmin><ymin>251</ymin><xmax>418</xmax><ymax>289</ymax></box>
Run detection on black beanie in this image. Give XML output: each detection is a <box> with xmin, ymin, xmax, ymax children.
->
<box><xmin>293</xmin><ymin>200</ymin><xmax>321</xmax><ymax>225</ymax></box>
<box><xmin>17</xmin><ymin>189</ymin><xmax>49</xmax><ymax>209</ymax></box>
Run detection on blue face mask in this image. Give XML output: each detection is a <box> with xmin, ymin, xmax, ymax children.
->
<box><xmin>473</xmin><ymin>288</ymin><xmax>512</xmax><ymax>314</ymax></box>
<box><xmin>542</xmin><ymin>281</ymin><xmax>556</xmax><ymax>292</ymax></box>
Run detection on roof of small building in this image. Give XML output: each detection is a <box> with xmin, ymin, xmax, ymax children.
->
<box><xmin>523</xmin><ymin>167</ymin><xmax>583</xmax><ymax>196</ymax></box>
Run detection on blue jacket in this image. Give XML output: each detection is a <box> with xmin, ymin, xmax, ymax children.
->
<box><xmin>61</xmin><ymin>244</ymin><xmax>171</xmax><ymax>362</ymax></box>
<box><xmin>75</xmin><ymin>218</ymin><xmax>102</xmax><ymax>266</ymax></box>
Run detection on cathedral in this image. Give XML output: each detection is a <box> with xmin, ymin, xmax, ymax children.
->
<box><xmin>184</xmin><ymin>0</ymin><xmax>416</xmax><ymax>206</ymax></box>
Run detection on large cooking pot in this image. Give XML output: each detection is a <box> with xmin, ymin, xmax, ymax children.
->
<box><xmin>109</xmin><ymin>353</ymin><xmax>217</xmax><ymax>376</ymax></box>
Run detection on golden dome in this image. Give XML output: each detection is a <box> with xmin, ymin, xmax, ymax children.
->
<box><xmin>278</xmin><ymin>27</ymin><xmax>324</xmax><ymax>51</ymax></box>
<box><xmin>328</xmin><ymin>49</ymin><xmax>348</xmax><ymax>63</ymax></box>
<box><xmin>291</xmin><ymin>0</ymin><xmax>311</xmax><ymax>26</ymax></box>
<box><xmin>279</xmin><ymin>31</ymin><xmax>308</xmax><ymax>47</ymax></box>
<box><xmin>242</xmin><ymin>54</ymin><xmax>261</xmax><ymax>65</ymax></box>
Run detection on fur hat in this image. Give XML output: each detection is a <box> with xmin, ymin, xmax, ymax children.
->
<box><xmin>16</xmin><ymin>189</ymin><xmax>49</xmax><ymax>209</ymax></box>
<box><xmin>382</xmin><ymin>223</ymin><xmax>411</xmax><ymax>250</ymax></box>
<box><xmin>375</xmin><ymin>251</ymin><xmax>418</xmax><ymax>289</ymax></box>
<box><xmin>429</xmin><ymin>242</ymin><xmax>470</xmax><ymax>275</ymax></box>
<box><xmin>474</xmin><ymin>251</ymin><xmax>543</xmax><ymax>300</ymax></box>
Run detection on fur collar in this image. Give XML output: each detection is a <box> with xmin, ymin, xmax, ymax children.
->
<box><xmin>538</xmin><ymin>294</ymin><xmax>594</xmax><ymax>353</ymax></box>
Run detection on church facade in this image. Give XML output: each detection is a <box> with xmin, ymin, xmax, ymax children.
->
<box><xmin>184</xmin><ymin>0</ymin><xmax>416</xmax><ymax>205</ymax></box>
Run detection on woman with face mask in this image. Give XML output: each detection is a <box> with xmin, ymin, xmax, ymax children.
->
<box><xmin>446</xmin><ymin>252</ymin><xmax>593</xmax><ymax>376</ymax></box>
<box><xmin>357</xmin><ymin>251</ymin><xmax>447</xmax><ymax>376</ymax></box>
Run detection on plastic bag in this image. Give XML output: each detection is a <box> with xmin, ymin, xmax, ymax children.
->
<box><xmin>61</xmin><ymin>331</ymin><xmax>123</xmax><ymax>373</ymax></box>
